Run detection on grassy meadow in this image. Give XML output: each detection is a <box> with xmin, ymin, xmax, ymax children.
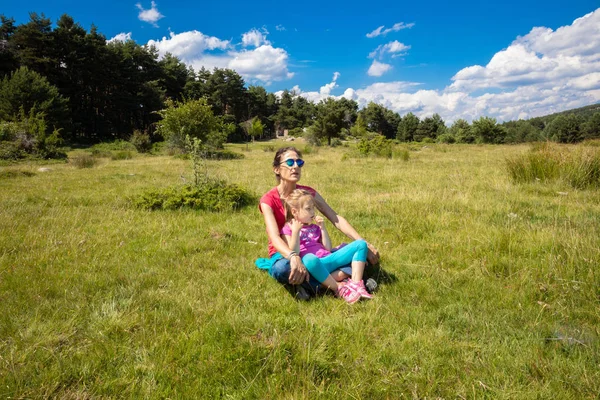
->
<box><xmin>0</xmin><ymin>141</ymin><xmax>599</xmax><ymax>399</ymax></box>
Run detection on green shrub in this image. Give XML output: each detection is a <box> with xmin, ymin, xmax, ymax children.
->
<box><xmin>0</xmin><ymin>122</ymin><xmax>17</xmax><ymax>141</ymax></box>
<box><xmin>506</xmin><ymin>143</ymin><xmax>600</xmax><ymax>188</ymax></box>
<box><xmin>0</xmin><ymin>170</ymin><xmax>35</xmax><ymax>178</ymax></box>
<box><xmin>564</xmin><ymin>149</ymin><xmax>600</xmax><ymax>189</ymax></box>
<box><xmin>90</xmin><ymin>140</ymin><xmax>136</xmax><ymax>153</ymax></box>
<box><xmin>357</xmin><ymin>135</ymin><xmax>394</xmax><ymax>158</ymax></box>
<box><xmin>288</xmin><ymin>127</ymin><xmax>304</xmax><ymax>137</ymax></box>
<box><xmin>263</xmin><ymin>145</ymin><xmax>275</xmax><ymax>152</ymax></box>
<box><xmin>303</xmin><ymin>144</ymin><xmax>318</xmax><ymax>154</ymax></box>
<box><xmin>330</xmin><ymin>138</ymin><xmax>343</xmax><ymax>147</ymax></box>
<box><xmin>156</xmin><ymin>98</ymin><xmax>227</xmax><ymax>152</ymax></box>
<box><xmin>111</xmin><ymin>151</ymin><xmax>134</xmax><ymax>160</ymax></box>
<box><xmin>204</xmin><ymin>150</ymin><xmax>244</xmax><ymax>160</ymax></box>
<box><xmin>89</xmin><ymin>148</ymin><xmax>113</xmax><ymax>158</ymax></box>
<box><xmin>130</xmin><ymin>130</ymin><xmax>152</xmax><ymax>153</ymax></box>
<box><xmin>0</xmin><ymin>141</ymin><xmax>24</xmax><ymax>160</ymax></box>
<box><xmin>132</xmin><ymin>179</ymin><xmax>255</xmax><ymax>212</ymax></box>
<box><xmin>437</xmin><ymin>133</ymin><xmax>456</xmax><ymax>144</ymax></box>
<box><xmin>70</xmin><ymin>154</ymin><xmax>99</xmax><ymax>169</ymax></box>
<box><xmin>393</xmin><ymin>148</ymin><xmax>410</xmax><ymax>161</ymax></box>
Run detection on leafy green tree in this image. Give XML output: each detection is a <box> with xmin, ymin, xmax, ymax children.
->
<box><xmin>274</xmin><ymin>90</ymin><xmax>303</xmax><ymax>131</ymax></box>
<box><xmin>583</xmin><ymin>112</ymin><xmax>600</xmax><ymax>139</ymax></box>
<box><xmin>472</xmin><ymin>116</ymin><xmax>506</xmax><ymax>144</ymax></box>
<box><xmin>415</xmin><ymin>114</ymin><xmax>445</xmax><ymax>141</ymax></box>
<box><xmin>0</xmin><ymin>15</ymin><xmax>18</xmax><ymax>77</ymax></box>
<box><xmin>350</xmin><ymin>113</ymin><xmax>369</xmax><ymax>138</ymax></box>
<box><xmin>10</xmin><ymin>13</ymin><xmax>54</xmax><ymax>79</ymax></box>
<box><xmin>337</xmin><ymin>98</ymin><xmax>359</xmax><ymax>129</ymax></box>
<box><xmin>205</xmin><ymin>68</ymin><xmax>247</xmax><ymax>123</ymax></box>
<box><xmin>0</xmin><ymin>66</ymin><xmax>69</xmax><ymax>133</ymax></box>
<box><xmin>158</xmin><ymin>53</ymin><xmax>191</xmax><ymax>101</ymax></box>
<box><xmin>312</xmin><ymin>98</ymin><xmax>346</xmax><ymax>145</ymax></box>
<box><xmin>362</xmin><ymin>102</ymin><xmax>398</xmax><ymax>139</ymax></box>
<box><xmin>544</xmin><ymin>114</ymin><xmax>584</xmax><ymax>143</ymax></box>
<box><xmin>156</xmin><ymin>98</ymin><xmax>226</xmax><ymax>151</ymax></box>
<box><xmin>449</xmin><ymin>119</ymin><xmax>475</xmax><ymax>143</ymax></box>
<box><xmin>241</xmin><ymin>116</ymin><xmax>264</xmax><ymax>142</ymax></box>
<box><xmin>502</xmin><ymin>120</ymin><xmax>542</xmax><ymax>143</ymax></box>
<box><xmin>397</xmin><ymin>112</ymin><xmax>419</xmax><ymax>141</ymax></box>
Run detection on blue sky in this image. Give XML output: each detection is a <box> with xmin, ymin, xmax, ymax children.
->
<box><xmin>3</xmin><ymin>0</ymin><xmax>600</xmax><ymax>122</ymax></box>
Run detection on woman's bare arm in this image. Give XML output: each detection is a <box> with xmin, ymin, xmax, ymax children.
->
<box><xmin>313</xmin><ymin>192</ymin><xmax>380</xmax><ymax>264</ymax></box>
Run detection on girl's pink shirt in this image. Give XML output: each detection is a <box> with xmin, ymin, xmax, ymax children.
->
<box><xmin>259</xmin><ymin>185</ymin><xmax>316</xmax><ymax>257</ymax></box>
<box><xmin>280</xmin><ymin>223</ymin><xmax>331</xmax><ymax>258</ymax></box>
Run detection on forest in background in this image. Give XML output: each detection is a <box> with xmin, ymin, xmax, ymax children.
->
<box><xmin>1</xmin><ymin>12</ymin><xmax>600</xmax><ymax>160</ymax></box>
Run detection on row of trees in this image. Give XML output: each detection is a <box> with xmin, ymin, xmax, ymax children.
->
<box><xmin>1</xmin><ymin>12</ymin><xmax>599</xmax><ymax>153</ymax></box>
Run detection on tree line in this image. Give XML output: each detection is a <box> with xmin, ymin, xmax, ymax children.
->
<box><xmin>1</xmin><ymin>12</ymin><xmax>599</xmax><ymax>155</ymax></box>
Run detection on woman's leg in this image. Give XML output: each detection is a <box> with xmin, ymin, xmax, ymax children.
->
<box><xmin>270</xmin><ymin>255</ymin><xmax>320</xmax><ymax>296</ymax></box>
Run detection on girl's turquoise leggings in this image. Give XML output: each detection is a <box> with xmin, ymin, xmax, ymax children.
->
<box><xmin>302</xmin><ymin>240</ymin><xmax>368</xmax><ymax>283</ymax></box>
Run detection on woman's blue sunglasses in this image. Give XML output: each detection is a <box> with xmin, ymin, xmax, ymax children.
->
<box><xmin>281</xmin><ymin>158</ymin><xmax>305</xmax><ymax>167</ymax></box>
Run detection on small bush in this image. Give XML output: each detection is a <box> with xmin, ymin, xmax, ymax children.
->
<box><xmin>132</xmin><ymin>179</ymin><xmax>255</xmax><ymax>212</ymax></box>
<box><xmin>89</xmin><ymin>148</ymin><xmax>113</xmax><ymax>158</ymax></box>
<box><xmin>111</xmin><ymin>151</ymin><xmax>134</xmax><ymax>160</ymax></box>
<box><xmin>90</xmin><ymin>140</ymin><xmax>136</xmax><ymax>153</ymax></box>
<box><xmin>151</xmin><ymin>141</ymin><xmax>168</xmax><ymax>155</ymax></box>
<box><xmin>70</xmin><ymin>154</ymin><xmax>99</xmax><ymax>169</ymax></box>
<box><xmin>393</xmin><ymin>148</ymin><xmax>410</xmax><ymax>161</ymax></box>
<box><xmin>564</xmin><ymin>149</ymin><xmax>600</xmax><ymax>189</ymax></box>
<box><xmin>204</xmin><ymin>150</ymin><xmax>244</xmax><ymax>160</ymax></box>
<box><xmin>0</xmin><ymin>141</ymin><xmax>24</xmax><ymax>160</ymax></box>
<box><xmin>130</xmin><ymin>130</ymin><xmax>152</xmax><ymax>153</ymax></box>
<box><xmin>330</xmin><ymin>138</ymin><xmax>343</xmax><ymax>147</ymax></box>
<box><xmin>357</xmin><ymin>135</ymin><xmax>394</xmax><ymax>158</ymax></box>
<box><xmin>303</xmin><ymin>144</ymin><xmax>318</xmax><ymax>154</ymax></box>
<box><xmin>288</xmin><ymin>127</ymin><xmax>304</xmax><ymax>137</ymax></box>
<box><xmin>263</xmin><ymin>145</ymin><xmax>275</xmax><ymax>152</ymax></box>
<box><xmin>0</xmin><ymin>170</ymin><xmax>35</xmax><ymax>178</ymax></box>
<box><xmin>506</xmin><ymin>143</ymin><xmax>600</xmax><ymax>188</ymax></box>
<box><xmin>437</xmin><ymin>133</ymin><xmax>456</xmax><ymax>144</ymax></box>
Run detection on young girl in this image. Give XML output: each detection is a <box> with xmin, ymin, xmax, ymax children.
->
<box><xmin>280</xmin><ymin>189</ymin><xmax>373</xmax><ymax>304</ymax></box>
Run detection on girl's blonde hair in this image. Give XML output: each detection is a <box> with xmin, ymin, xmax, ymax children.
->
<box><xmin>284</xmin><ymin>189</ymin><xmax>314</xmax><ymax>222</ymax></box>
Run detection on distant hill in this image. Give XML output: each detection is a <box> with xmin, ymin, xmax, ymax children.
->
<box><xmin>528</xmin><ymin>103</ymin><xmax>600</xmax><ymax>124</ymax></box>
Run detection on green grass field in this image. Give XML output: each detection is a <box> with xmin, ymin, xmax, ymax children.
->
<box><xmin>1</xmin><ymin>142</ymin><xmax>599</xmax><ymax>399</ymax></box>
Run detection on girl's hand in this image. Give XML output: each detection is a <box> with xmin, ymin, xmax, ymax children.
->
<box><xmin>290</xmin><ymin>218</ymin><xmax>303</xmax><ymax>233</ymax></box>
<box><xmin>314</xmin><ymin>215</ymin><xmax>325</xmax><ymax>228</ymax></box>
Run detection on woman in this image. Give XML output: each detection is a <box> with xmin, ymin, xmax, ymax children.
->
<box><xmin>257</xmin><ymin>146</ymin><xmax>380</xmax><ymax>298</ymax></box>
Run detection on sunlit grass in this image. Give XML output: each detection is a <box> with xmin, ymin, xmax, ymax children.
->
<box><xmin>1</xmin><ymin>140</ymin><xmax>599</xmax><ymax>398</ymax></box>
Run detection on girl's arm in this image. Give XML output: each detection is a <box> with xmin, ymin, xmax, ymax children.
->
<box><xmin>281</xmin><ymin>224</ymin><xmax>301</xmax><ymax>254</ymax></box>
<box><xmin>260</xmin><ymin>203</ymin><xmax>308</xmax><ymax>284</ymax></box>
<box><xmin>312</xmin><ymin>191</ymin><xmax>380</xmax><ymax>264</ymax></box>
<box><xmin>315</xmin><ymin>216</ymin><xmax>332</xmax><ymax>251</ymax></box>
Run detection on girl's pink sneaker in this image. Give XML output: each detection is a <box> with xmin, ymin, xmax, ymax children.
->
<box><xmin>337</xmin><ymin>283</ymin><xmax>361</xmax><ymax>304</ymax></box>
<box><xmin>347</xmin><ymin>280</ymin><xmax>373</xmax><ymax>299</ymax></box>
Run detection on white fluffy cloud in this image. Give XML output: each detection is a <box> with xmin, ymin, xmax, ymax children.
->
<box><xmin>107</xmin><ymin>32</ymin><xmax>132</xmax><ymax>44</ymax></box>
<box><xmin>148</xmin><ymin>31</ymin><xmax>230</xmax><ymax>59</ymax></box>
<box><xmin>136</xmin><ymin>1</ymin><xmax>164</xmax><ymax>27</ymax></box>
<box><xmin>229</xmin><ymin>45</ymin><xmax>294</xmax><ymax>83</ymax></box>
<box><xmin>450</xmin><ymin>8</ymin><xmax>600</xmax><ymax>93</ymax></box>
<box><xmin>368</xmin><ymin>60</ymin><xmax>392</xmax><ymax>77</ymax></box>
<box><xmin>366</xmin><ymin>22</ymin><xmax>415</xmax><ymax>38</ymax></box>
<box><xmin>287</xmin><ymin>72</ymin><xmax>341</xmax><ymax>103</ymax></box>
<box><xmin>242</xmin><ymin>28</ymin><xmax>270</xmax><ymax>47</ymax></box>
<box><xmin>369</xmin><ymin>40</ymin><xmax>411</xmax><ymax>59</ymax></box>
<box><xmin>316</xmin><ymin>8</ymin><xmax>600</xmax><ymax>123</ymax></box>
<box><xmin>147</xmin><ymin>29</ymin><xmax>293</xmax><ymax>84</ymax></box>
